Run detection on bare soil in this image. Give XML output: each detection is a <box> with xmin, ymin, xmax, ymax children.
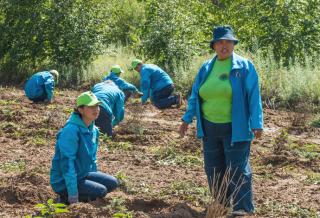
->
<box><xmin>0</xmin><ymin>87</ymin><xmax>319</xmax><ymax>218</ymax></box>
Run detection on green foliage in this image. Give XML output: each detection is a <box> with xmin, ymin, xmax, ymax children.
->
<box><xmin>211</xmin><ymin>0</ymin><xmax>320</xmax><ymax>66</ymax></box>
<box><xmin>311</xmin><ymin>115</ymin><xmax>320</xmax><ymax>128</ymax></box>
<box><xmin>103</xmin><ymin>0</ymin><xmax>144</xmax><ymax>47</ymax></box>
<box><xmin>0</xmin><ymin>160</ymin><xmax>26</xmax><ymax>173</ymax></box>
<box><xmin>140</xmin><ymin>0</ymin><xmax>207</xmax><ymax>74</ymax></box>
<box><xmin>160</xmin><ymin>181</ymin><xmax>210</xmax><ymax>207</ymax></box>
<box><xmin>106</xmin><ymin>197</ymin><xmax>133</xmax><ymax>217</ymax></box>
<box><xmin>26</xmin><ymin>198</ymin><xmax>68</xmax><ymax>218</ymax></box>
<box><xmin>0</xmin><ymin>0</ymin><xmax>109</xmax><ymax>85</ymax></box>
<box><xmin>151</xmin><ymin>146</ymin><xmax>202</xmax><ymax>167</ymax></box>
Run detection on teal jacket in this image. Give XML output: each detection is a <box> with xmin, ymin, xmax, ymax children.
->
<box><xmin>92</xmin><ymin>81</ymin><xmax>125</xmax><ymax>126</ymax></box>
<box><xmin>50</xmin><ymin>113</ymin><xmax>99</xmax><ymax>197</ymax></box>
<box><xmin>182</xmin><ymin>53</ymin><xmax>263</xmax><ymax>142</ymax></box>
<box><xmin>140</xmin><ymin>64</ymin><xmax>173</xmax><ymax>103</ymax></box>
<box><xmin>103</xmin><ymin>72</ymin><xmax>139</xmax><ymax>93</ymax></box>
<box><xmin>24</xmin><ymin>71</ymin><xmax>55</xmax><ymax>101</ymax></box>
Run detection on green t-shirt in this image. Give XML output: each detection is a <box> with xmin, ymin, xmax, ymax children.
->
<box><xmin>199</xmin><ymin>57</ymin><xmax>232</xmax><ymax>123</ymax></box>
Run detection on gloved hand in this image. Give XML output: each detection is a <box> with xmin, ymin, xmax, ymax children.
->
<box><xmin>68</xmin><ymin>195</ymin><xmax>79</xmax><ymax>204</ymax></box>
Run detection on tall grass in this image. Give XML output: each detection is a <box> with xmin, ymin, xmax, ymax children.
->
<box><xmin>86</xmin><ymin>46</ymin><xmax>320</xmax><ymax>111</ymax></box>
<box><xmin>66</xmin><ymin>45</ymin><xmax>140</xmax><ymax>89</ymax></box>
<box><xmin>252</xmin><ymin>49</ymin><xmax>320</xmax><ymax>110</ymax></box>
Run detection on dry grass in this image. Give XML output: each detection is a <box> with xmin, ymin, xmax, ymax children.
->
<box><xmin>206</xmin><ymin>167</ymin><xmax>246</xmax><ymax>218</ymax></box>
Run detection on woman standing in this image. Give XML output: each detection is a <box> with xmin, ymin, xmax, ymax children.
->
<box><xmin>50</xmin><ymin>91</ymin><xmax>118</xmax><ymax>204</ymax></box>
<box><xmin>179</xmin><ymin>25</ymin><xmax>263</xmax><ymax>216</ymax></box>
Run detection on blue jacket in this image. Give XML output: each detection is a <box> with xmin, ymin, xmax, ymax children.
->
<box><xmin>24</xmin><ymin>71</ymin><xmax>55</xmax><ymax>101</ymax></box>
<box><xmin>50</xmin><ymin>113</ymin><xmax>99</xmax><ymax>197</ymax></box>
<box><xmin>103</xmin><ymin>72</ymin><xmax>139</xmax><ymax>93</ymax></box>
<box><xmin>140</xmin><ymin>64</ymin><xmax>173</xmax><ymax>103</ymax></box>
<box><xmin>92</xmin><ymin>81</ymin><xmax>125</xmax><ymax>126</ymax></box>
<box><xmin>182</xmin><ymin>53</ymin><xmax>263</xmax><ymax>142</ymax></box>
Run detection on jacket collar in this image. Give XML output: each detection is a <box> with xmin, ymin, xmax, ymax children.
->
<box><xmin>208</xmin><ymin>52</ymin><xmax>243</xmax><ymax>72</ymax></box>
<box><xmin>67</xmin><ymin>112</ymin><xmax>94</xmax><ymax>133</ymax></box>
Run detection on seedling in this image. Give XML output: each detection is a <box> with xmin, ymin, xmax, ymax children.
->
<box><xmin>25</xmin><ymin>199</ymin><xmax>68</xmax><ymax>218</ymax></box>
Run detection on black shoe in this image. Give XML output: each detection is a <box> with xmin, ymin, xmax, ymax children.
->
<box><xmin>227</xmin><ymin>210</ymin><xmax>254</xmax><ymax>217</ymax></box>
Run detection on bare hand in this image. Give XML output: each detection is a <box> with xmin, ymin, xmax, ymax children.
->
<box><xmin>179</xmin><ymin>121</ymin><xmax>189</xmax><ymax>138</ymax></box>
<box><xmin>252</xmin><ymin>129</ymin><xmax>263</xmax><ymax>139</ymax></box>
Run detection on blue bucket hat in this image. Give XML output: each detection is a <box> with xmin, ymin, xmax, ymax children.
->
<box><xmin>210</xmin><ymin>25</ymin><xmax>239</xmax><ymax>48</ymax></box>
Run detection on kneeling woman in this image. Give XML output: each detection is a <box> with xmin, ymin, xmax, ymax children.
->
<box><xmin>50</xmin><ymin>91</ymin><xmax>118</xmax><ymax>204</ymax></box>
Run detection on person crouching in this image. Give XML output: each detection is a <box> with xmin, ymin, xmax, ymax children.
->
<box><xmin>50</xmin><ymin>91</ymin><xmax>119</xmax><ymax>204</ymax></box>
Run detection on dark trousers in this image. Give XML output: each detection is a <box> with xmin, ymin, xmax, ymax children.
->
<box><xmin>151</xmin><ymin>84</ymin><xmax>177</xmax><ymax>109</ymax></box>
<box><xmin>95</xmin><ymin>106</ymin><xmax>113</xmax><ymax>136</ymax></box>
<box><xmin>30</xmin><ymin>91</ymin><xmax>47</xmax><ymax>102</ymax></box>
<box><xmin>58</xmin><ymin>171</ymin><xmax>118</xmax><ymax>203</ymax></box>
<box><xmin>202</xmin><ymin>119</ymin><xmax>254</xmax><ymax>213</ymax></box>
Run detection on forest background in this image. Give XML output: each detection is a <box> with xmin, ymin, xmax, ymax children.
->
<box><xmin>0</xmin><ymin>0</ymin><xmax>320</xmax><ymax>110</ymax></box>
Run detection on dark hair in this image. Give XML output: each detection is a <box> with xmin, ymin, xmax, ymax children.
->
<box><xmin>74</xmin><ymin>106</ymin><xmax>84</xmax><ymax>118</ymax></box>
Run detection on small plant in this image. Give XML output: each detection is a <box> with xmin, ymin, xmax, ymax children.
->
<box><xmin>273</xmin><ymin>129</ymin><xmax>289</xmax><ymax>154</ymax></box>
<box><xmin>151</xmin><ymin>146</ymin><xmax>202</xmax><ymax>167</ymax></box>
<box><xmin>113</xmin><ymin>212</ymin><xmax>133</xmax><ymax>218</ymax></box>
<box><xmin>26</xmin><ymin>199</ymin><xmax>68</xmax><ymax>218</ymax></box>
<box><xmin>311</xmin><ymin>115</ymin><xmax>320</xmax><ymax>128</ymax></box>
<box><xmin>106</xmin><ymin>197</ymin><xmax>133</xmax><ymax>217</ymax></box>
<box><xmin>115</xmin><ymin>171</ymin><xmax>136</xmax><ymax>194</ymax></box>
<box><xmin>160</xmin><ymin>181</ymin><xmax>210</xmax><ymax>207</ymax></box>
<box><xmin>0</xmin><ymin>160</ymin><xmax>26</xmax><ymax>173</ymax></box>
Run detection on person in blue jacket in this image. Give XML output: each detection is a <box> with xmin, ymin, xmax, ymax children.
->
<box><xmin>179</xmin><ymin>25</ymin><xmax>263</xmax><ymax>216</ymax></box>
<box><xmin>103</xmin><ymin>65</ymin><xmax>143</xmax><ymax>101</ymax></box>
<box><xmin>131</xmin><ymin>59</ymin><xmax>181</xmax><ymax>109</ymax></box>
<box><xmin>92</xmin><ymin>80</ymin><xmax>125</xmax><ymax>137</ymax></box>
<box><xmin>24</xmin><ymin>70</ymin><xmax>59</xmax><ymax>103</ymax></box>
<box><xmin>50</xmin><ymin>91</ymin><xmax>118</xmax><ymax>204</ymax></box>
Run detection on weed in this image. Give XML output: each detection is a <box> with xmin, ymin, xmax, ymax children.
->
<box><xmin>289</xmin><ymin>143</ymin><xmax>320</xmax><ymax>160</ymax></box>
<box><xmin>99</xmin><ymin>134</ymin><xmax>133</xmax><ymax>152</ymax></box>
<box><xmin>0</xmin><ymin>99</ymin><xmax>18</xmax><ymax>105</ymax></box>
<box><xmin>257</xmin><ymin>201</ymin><xmax>318</xmax><ymax>218</ymax></box>
<box><xmin>310</xmin><ymin>115</ymin><xmax>320</xmax><ymax>128</ymax></box>
<box><xmin>305</xmin><ymin>172</ymin><xmax>320</xmax><ymax>185</ymax></box>
<box><xmin>161</xmin><ymin>181</ymin><xmax>210</xmax><ymax>207</ymax></box>
<box><xmin>0</xmin><ymin>160</ymin><xmax>26</xmax><ymax>173</ymax></box>
<box><xmin>106</xmin><ymin>197</ymin><xmax>133</xmax><ymax>217</ymax></box>
<box><xmin>0</xmin><ymin>121</ymin><xmax>20</xmax><ymax>134</ymax></box>
<box><xmin>115</xmin><ymin>171</ymin><xmax>136</xmax><ymax>194</ymax></box>
<box><xmin>125</xmin><ymin>106</ymin><xmax>145</xmax><ymax>135</ymax></box>
<box><xmin>151</xmin><ymin>146</ymin><xmax>202</xmax><ymax>167</ymax></box>
<box><xmin>273</xmin><ymin>129</ymin><xmax>289</xmax><ymax>154</ymax></box>
<box><xmin>113</xmin><ymin>213</ymin><xmax>133</xmax><ymax>218</ymax></box>
<box><xmin>25</xmin><ymin>198</ymin><xmax>68</xmax><ymax>218</ymax></box>
<box><xmin>206</xmin><ymin>167</ymin><xmax>245</xmax><ymax>218</ymax></box>
<box><xmin>28</xmin><ymin>136</ymin><xmax>49</xmax><ymax>147</ymax></box>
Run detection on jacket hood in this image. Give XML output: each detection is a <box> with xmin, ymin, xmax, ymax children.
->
<box><xmin>66</xmin><ymin>112</ymin><xmax>94</xmax><ymax>130</ymax></box>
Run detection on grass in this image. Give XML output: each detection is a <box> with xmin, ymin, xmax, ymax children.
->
<box><xmin>0</xmin><ymin>99</ymin><xmax>18</xmax><ymax>106</ymax></box>
<box><xmin>257</xmin><ymin>201</ymin><xmax>319</xmax><ymax>218</ymax></box>
<box><xmin>304</xmin><ymin>172</ymin><xmax>320</xmax><ymax>185</ymax></box>
<box><xmin>288</xmin><ymin>143</ymin><xmax>320</xmax><ymax>160</ymax></box>
<box><xmin>150</xmin><ymin>146</ymin><xmax>202</xmax><ymax>167</ymax></box>
<box><xmin>160</xmin><ymin>181</ymin><xmax>210</xmax><ymax>207</ymax></box>
<box><xmin>0</xmin><ymin>160</ymin><xmax>26</xmax><ymax>173</ymax></box>
<box><xmin>61</xmin><ymin>44</ymin><xmax>320</xmax><ymax>110</ymax></box>
<box><xmin>311</xmin><ymin>115</ymin><xmax>320</xmax><ymax>128</ymax></box>
<box><xmin>106</xmin><ymin>197</ymin><xmax>133</xmax><ymax>218</ymax></box>
<box><xmin>115</xmin><ymin>171</ymin><xmax>137</xmax><ymax>194</ymax></box>
<box><xmin>99</xmin><ymin>134</ymin><xmax>134</xmax><ymax>152</ymax></box>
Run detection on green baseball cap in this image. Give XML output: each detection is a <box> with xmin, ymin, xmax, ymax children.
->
<box><xmin>76</xmin><ymin>91</ymin><xmax>101</xmax><ymax>107</ymax></box>
<box><xmin>111</xmin><ymin>65</ymin><xmax>124</xmax><ymax>75</ymax></box>
<box><xmin>131</xmin><ymin>59</ymin><xmax>143</xmax><ymax>70</ymax></box>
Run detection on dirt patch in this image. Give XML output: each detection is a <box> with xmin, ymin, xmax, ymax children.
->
<box><xmin>0</xmin><ymin>88</ymin><xmax>319</xmax><ymax>217</ymax></box>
